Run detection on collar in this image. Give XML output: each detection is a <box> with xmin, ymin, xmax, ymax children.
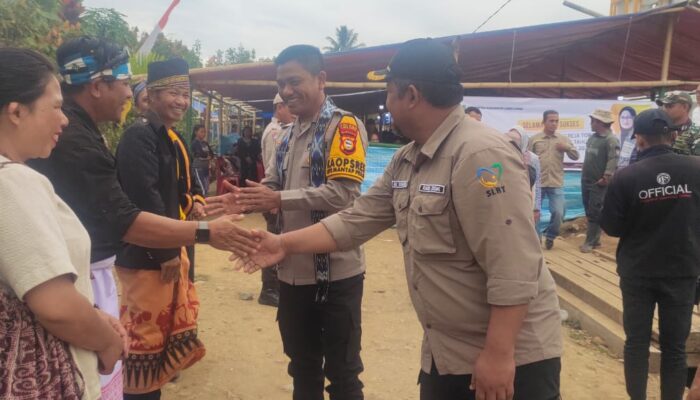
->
<box><xmin>63</xmin><ymin>99</ymin><xmax>101</xmax><ymax>136</ymax></box>
<box><xmin>419</xmin><ymin>106</ymin><xmax>465</xmax><ymax>160</ymax></box>
<box><xmin>594</xmin><ymin>128</ymin><xmax>612</xmax><ymax>138</ymax></box>
<box><xmin>638</xmin><ymin>144</ymin><xmax>674</xmax><ymax>160</ymax></box>
<box><xmin>541</xmin><ymin>131</ymin><xmax>559</xmax><ymax>138</ymax></box>
<box><xmin>145</xmin><ymin>110</ymin><xmax>167</xmax><ymax>133</ymax></box>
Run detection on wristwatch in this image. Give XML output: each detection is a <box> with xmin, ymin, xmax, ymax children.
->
<box><xmin>195</xmin><ymin>220</ymin><xmax>210</xmax><ymax>243</ymax></box>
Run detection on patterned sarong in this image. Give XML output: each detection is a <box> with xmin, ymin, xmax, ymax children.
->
<box><xmin>116</xmin><ymin>247</ymin><xmax>205</xmax><ymax>394</ymax></box>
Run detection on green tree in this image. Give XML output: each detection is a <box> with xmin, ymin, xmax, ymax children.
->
<box><xmin>0</xmin><ymin>0</ymin><xmax>80</xmax><ymax>56</ymax></box>
<box><xmin>205</xmin><ymin>49</ymin><xmax>224</xmax><ymax>67</ymax></box>
<box><xmin>146</xmin><ymin>32</ymin><xmax>202</xmax><ymax>68</ymax></box>
<box><xmin>324</xmin><ymin>25</ymin><xmax>364</xmax><ymax>53</ymax></box>
<box><xmin>78</xmin><ymin>8</ymin><xmax>137</xmax><ymax>49</ymax></box>
<box><xmin>225</xmin><ymin>43</ymin><xmax>256</xmax><ymax>64</ymax></box>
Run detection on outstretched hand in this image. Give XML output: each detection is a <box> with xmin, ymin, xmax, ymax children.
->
<box><xmin>234</xmin><ymin>180</ymin><xmax>281</xmax><ymax>213</ymax></box>
<box><xmin>203</xmin><ymin>181</ymin><xmax>245</xmax><ymax>217</ymax></box>
<box><xmin>229</xmin><ymin>229</ymin><xmax>286</xmax><ymax>273</ymax></box>
<box><xmin>208</xmin><ymin>214</ymin><xmax>260</xmax><ymax>256</ymax></box>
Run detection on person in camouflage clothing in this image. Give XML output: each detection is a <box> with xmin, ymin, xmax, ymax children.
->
<box><xmin>657</xmin><ymin>91</ymin><xmax>700</xmax><ymax>156</ymax></box>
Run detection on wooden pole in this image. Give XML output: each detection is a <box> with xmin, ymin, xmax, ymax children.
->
<box><xmin>661</xmin><ymin>14</ymin><xmax>675</xmax><ymax>81</ymax></box>
<box><xmin>204</xmin><ymin>94</ymin><xmax>212</xmax><ymax>136</ymax></box>
<box><xmin>196</xmin><ymin>79</ymin><xmax>699</xmax><ymax>90</ymax></box>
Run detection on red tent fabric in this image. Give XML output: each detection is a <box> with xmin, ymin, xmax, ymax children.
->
<box><xmin>190</xmin><ymin>2</ymin><xmax>700</xmax><ymax>112</ymax></box>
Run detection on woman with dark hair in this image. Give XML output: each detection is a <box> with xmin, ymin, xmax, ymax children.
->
<box><xmin>0</xmin><ymin>48</ymin><xmax>126</xmax><ymax>400</ymax></box>
<box><xmin>236</xmin><ymin>125</ymin><xmax>261</xmax><ymax>186</ymax></box>
<box><xmin>618</xmin><ymin>106</ymin><xmax>638</xmax><ymax>169</ymax></box>
<box><xmin>190</xmin><ymin>124</ymin><xmax>213</xmax><ymax>195</ymax></box>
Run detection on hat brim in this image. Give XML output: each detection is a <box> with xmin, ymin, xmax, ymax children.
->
<box><xmin>367</xmin><ymin>68</ymin><xmax>389</xmax><ymax>81</ymax></box>
<box><xmin>589</xmin><ymin>114</ymin><xmax>614</xmax><ymax>124</ymax></box>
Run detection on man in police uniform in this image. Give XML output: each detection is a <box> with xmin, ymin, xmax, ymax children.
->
<box><xmin>208</xmin><ymin>45</ymin><xmax>368</xmax><ymax>399</ymax></box>
<box><xmin>256</xmin><ymin>93</ymin><xmax>295</xmax><ymax>307</ymax></box>
<box><xmin>580</xmin><ymin>109</ymin><xmax>620</xmax><ymax>253</ymax></box>
<box><xmin>601</xmin><ymin>108</ymin><xmax>700</xmax><ymax>400</ymax></box>
<box><xmin>657</xmin><ymin>91</ymin><xmax>700</xmax><ymax>156</ymax></box>
<box><xmin>233</xmin><ymin>39</ymin><xmax>562</xmax><ymax>400</ymax></box>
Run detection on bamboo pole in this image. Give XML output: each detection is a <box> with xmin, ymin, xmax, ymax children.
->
<box><xmin>661</xmin><ymin>14</ymin><xmax>675</xmax><ymax>81</ymax></box>
<box><xmin>195</xmin><ymin>79</ymin><xmax>699</xmax><ymax>90</ymax></box>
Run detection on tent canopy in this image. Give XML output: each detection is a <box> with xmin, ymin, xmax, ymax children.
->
<box><xmin>190</xmin><ymin>1</ymin><xmax>700</xmax><ymax>113</ymax></box>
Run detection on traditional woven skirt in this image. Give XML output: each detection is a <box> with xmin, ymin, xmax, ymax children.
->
<box><xmin>116</xmin><ymin>248</ymin><xmax>205</xmax><ymax>394</ymax></box>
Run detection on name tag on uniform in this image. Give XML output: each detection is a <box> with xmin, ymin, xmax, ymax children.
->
<box><xmin>418</xmin><ymin>184</ymin><xmax>445</xmax><ymax>194</ymax></box>
<box><xmin>392</xmin><ymin>180</ymin><xmax>408</xmax><ymax>189</ymax></box>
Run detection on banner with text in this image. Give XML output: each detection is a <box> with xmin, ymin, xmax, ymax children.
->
<box><xmin>463</xmin><ymin>96</ymin><xmax>655</xmax><ymax>166</ymax></box>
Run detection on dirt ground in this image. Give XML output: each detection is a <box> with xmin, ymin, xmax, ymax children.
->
<box><xmin>161</xmin><ymin>214</ymin><xmax>663</xmax><ymax>400</ymax></box>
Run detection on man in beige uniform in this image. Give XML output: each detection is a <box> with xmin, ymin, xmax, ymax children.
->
<box><xmin>209</xmin><ymin>44</ymin><xmax>368</xmax><ymax>400</ymax></box>
<box><xmin>235</xmin><ymin>39</ymin><xmax>562</xmax><ymax>400</ymax></box>
<box><xmin>257</xmin><ymin>93</ymin><xmax>295</xmax><ymax>307</ymax></box>
<box><xmin>528</xmin><ymin>110</ymin><xmax>580</xmax><ymax>249</ymax></box>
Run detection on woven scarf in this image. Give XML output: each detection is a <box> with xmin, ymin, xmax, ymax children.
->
<box><xmin>276</xmin><ymin>96</ymin><xmax>338</xmax><ymax>303</ymax></box>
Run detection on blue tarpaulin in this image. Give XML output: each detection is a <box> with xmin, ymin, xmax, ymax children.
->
<box><xmin>362</xmin><ymin>145</ymin><xmax>584</xmax><ymax>229</ymax></box>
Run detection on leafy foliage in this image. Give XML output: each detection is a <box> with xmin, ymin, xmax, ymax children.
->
<box><xmin>206</xmin><ymin>43</ymin><xmax>258</xmax><ymax>67</ymax></box>
<box><xmin>324</xmin><ymin>25</ymin><xmax>364</xmax><ymax>53</ymax></box>
<box><xmin>78</xmin><ymin>8</ymin><xmax>137</xmax><ymax>49</ymax></box>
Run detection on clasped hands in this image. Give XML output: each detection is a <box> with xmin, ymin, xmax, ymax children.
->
<box><xmin>205</xmin><ymin>180</ymin><xmax>286</xmax><ymax>272</ymax></box>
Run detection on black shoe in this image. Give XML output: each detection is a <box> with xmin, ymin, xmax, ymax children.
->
<box><xmin>258</xmin><ymin>288</ymin><xmax>279</xmax><ymax>307</ymax></box>
<box><xmin>545</xmin><ymin>238</ymin><xmax>554</xmax><ymax>250</ymax></box>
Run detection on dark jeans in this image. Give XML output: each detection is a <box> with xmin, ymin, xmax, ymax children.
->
<box><xmin>124</xmin><ymin>390</ymin><xmax>160</xmax><ymax>400</ymax></box>
<box><xmin>418</xmin><ymin>357</ymin><xmax>561</xmax><ymax>400</ymax></box>
<box><xmin>620</xmin><ymin>276</ymin><xmax>697</xmax><ymax>400</ymax></box>
<box><xmin>278</xmin><ymin>274</ymin><xmax>364</xmax><ymax>400</ymax></box>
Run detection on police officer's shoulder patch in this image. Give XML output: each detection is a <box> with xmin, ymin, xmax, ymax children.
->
<box><xmin>326</xmin><ymin>115</ymin><xmax>366</xmax><ymax>183</ymax></box>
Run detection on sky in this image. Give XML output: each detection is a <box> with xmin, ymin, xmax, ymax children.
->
<box><xmin>82</xmin><ymin>0</ymin><xmax>612</xmax><ymax>61</ymax></box>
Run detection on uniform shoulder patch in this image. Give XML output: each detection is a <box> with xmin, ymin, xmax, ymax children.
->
<box><xmin>326</xmin><ymin>116</ymin><xmax>366</xmax><ymax>183</ymax></box>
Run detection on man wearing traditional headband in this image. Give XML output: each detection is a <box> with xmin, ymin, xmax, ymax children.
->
<box><xmin>114</xmin><ymin>58</ymin><xmax>206</xmax><ymax>400</ymax></box>
<box><xmin>29</xmin><ymin>37</ymin><xmax>257</xmax><ymax>400</ymax></box>
<box><xmin>132</xmin><ymin>80</ymin><xmax>149</xmax><ymax>116</ymax></box>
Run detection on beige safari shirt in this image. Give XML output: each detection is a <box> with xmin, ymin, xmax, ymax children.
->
<box><xmin>322</xmin><ymin>107</ymin><xmax>562</xmax><ymax>375</ymax></box>
<box><xmin>263</xmin><ymin>103</ymin><xmax>368</xmax><ymax>285</ymax></box>
<box><xmin>528</xmin><ymin>131</ymin><xmax>580</xmax><ymax>188</ymax></box>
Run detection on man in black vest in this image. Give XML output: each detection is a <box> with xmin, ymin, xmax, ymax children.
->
<box><xmin>601</xmin><ymin>108</ymin><xmax>700</xmax><ymax>400</ymax></box>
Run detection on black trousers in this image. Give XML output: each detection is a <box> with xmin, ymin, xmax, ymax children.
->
<box><xmin>418</xmin><ymin>357</ymin><xmax>561</xmax><ymax>400</ymax></box>
<box><xmin>278</xmin><ymin>274</ymin><xmax>364</xmax><ymax>400</ymax></box>
<box><xmin>124</xmin><ymin>390</ymin><xmax>160</xmax><ymax>400</ymax></box>
<box><xmin>620</xmin><ymin>276</ymin><xmax>696</xmax><ymax>400</ymax></box>
<box><xmin>186</xmin><ymin>245</ymin><xmax>195</xmax><ymax>282</ymax></box>
<box><xmin>261</xmin><ymin>213</ymin><xmax>280</xmax><ymax>290</ymax></box>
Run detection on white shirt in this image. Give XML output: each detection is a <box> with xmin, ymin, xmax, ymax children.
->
<box><xmin>0</xmin><ymin>156</ymin><xmax>100</xmax><ymax>400</ymax></box>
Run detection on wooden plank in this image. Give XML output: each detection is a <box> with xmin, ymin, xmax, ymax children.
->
<box><xmin>546</xmin><ymin>242</ymin><xmax>700</xmax><ymax>352</ymax></box>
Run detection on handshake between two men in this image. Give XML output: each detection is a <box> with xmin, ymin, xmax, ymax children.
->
<box><xmin>205</xmin><ymin>180</ymin><xmax>304</xmax><ymax>273</ymax></box>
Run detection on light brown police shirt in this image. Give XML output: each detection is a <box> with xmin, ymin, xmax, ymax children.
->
<box><xmin>528</xmin><ymin>131</ymin><xmax>580</xmax><ymax>188</ymax></box>
<box><xmin>322</xmin><ymin>106</ymin><xmax>562</xmax><ymax>375</ymax></box>
<box><xmin>263</xmin><ymin>104</ymin><xmax>368</xmax><ymax>285</ymax></box>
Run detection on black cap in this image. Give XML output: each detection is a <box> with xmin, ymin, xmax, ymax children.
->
<box><xmin>367</xmin><ymin>38</ymin><xmax>461</xmax><ymax>84</ymax></box>
<box><xmin>147</xmin><ymin>58</ymin><xmax>190</xmax><ymax>90</ymax></box>
<box><xmin>633</xmin><ymin>108</ymin><xmax>676</xmax><ymax>137</ymax></box>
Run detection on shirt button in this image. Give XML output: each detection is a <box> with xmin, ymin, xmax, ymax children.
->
<box><xmin>418</xmin><ymin>206</ymin><xmax>423</xmax><ymax>212</ymax></box>
<box><xmin>426</xmin><ymin>323</ymin><xmax>432</xmax><ymax>329</ymax></box>
<box><xmin>413</xmin><ymin>284</ymin><xmax>418</xmax><ymax>290</ymax></box>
